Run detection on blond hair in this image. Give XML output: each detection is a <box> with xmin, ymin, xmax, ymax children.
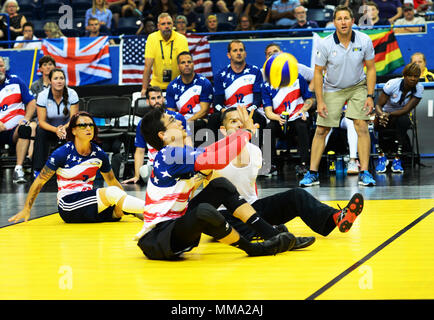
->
<box><xmin>92</xmin><ymin>0</ymin><xmax>108</xmax><ymax>15</ymax></box>
<box><xmin>43</xmin><ymin>22</ymin><xmax>65</xmax><ymax>38</ymax></box>
<box><xmin>1</xmin><ymin>0</ymin><xmax>19</xmax><ymax>13</ymax></box>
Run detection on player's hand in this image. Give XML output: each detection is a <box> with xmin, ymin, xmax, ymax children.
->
<box><xmin>122</xmin><ymin>176</ymin><xmax>140</xmax><ymax>184</ymax></box>
<box><xmin>0</xmin><ymin>121</ymin><xmax>6</xmax><ymax>132</ymax></box>
<box><xmin>8</xmin><ymin>209</ymin><xmax>31</xmax><ymax>223</ymax></box>
<box><xmin>237</xmin><ymin>106</ymin><xmax>258</xmax><ymax>135</ymax></box>
<box><xmin>317</xmin><ymin>101</ymin><xmax>328</xmax><ymax>118</ymax></box>
<box><xmin>364</xmin><ymin>97</ymin><xmax>375</xmax><ymax>115</ymax></box>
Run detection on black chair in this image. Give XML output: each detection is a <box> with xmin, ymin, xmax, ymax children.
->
<box><xmin>124</xmin><ymin>97</ymin><xmax>151</xmax><ymax>161</ymax></box>
<box><xmin>306</xmin><ymin>8</ymin><xmax>333</xmax><ymax>27</ymax></box>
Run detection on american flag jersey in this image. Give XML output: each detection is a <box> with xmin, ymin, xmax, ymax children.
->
<box><xmin>165</xmin><ymin>73</ymin><xmax>213</xmax><ymax>120</ymax></box>
<box><xmin>135</xmin><ymin>145</ymin><xmax>205</xmax><ymax>239</ymax></box>
<box><xmin>0</xmin><ymin>74</ymin><xmax>35</xmax><ymax>130</ymax></box>
<box><xmin>121</xmin><ymin>35</ymin><xmax>146</xmax><ymax>85</ymax></box>
<box><xmin>214</xmin><ymin>63</ymin><xmax>263</xmax><ymax>108</ymax></box>
<box><xmin>45</xmin><ymin>141</ymin><xmax>112</xmax><ymax>201</ymax></box>
<box><xmin>41</xmin><ymin>36</ymin><xmax>112</xmax><ymax>87</ymax></box>
<box><xmin>261</xmin><ymin>75</ymin><xmax>312</xmax><ymax>121</ymax></box>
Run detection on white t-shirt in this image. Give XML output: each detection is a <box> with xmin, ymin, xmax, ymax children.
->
<box><xmin>215</xmin><ymin>142</ymin><xmax>262</xmax><ymax>205</ymax></box>
<box><xmin>13</xmin><ymin>35</ymin><xmax>41</xmax><ymax>49</ymax></box>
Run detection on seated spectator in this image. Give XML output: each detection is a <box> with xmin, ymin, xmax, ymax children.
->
<box><xmin>410</xmin><ymin>52</ymin><xmax>434</xmax><ymax>81</ymax></box>
<box><xmin>341</xmin><ymin>0</ymin><xmax>364</xmax><ymax>22</ymax></box>
<box><xmin>0</xmin><ymin>56</ymin><xmax>37</xmax><ymax>183</ymax></box>
<box><xmin>0</xmin><ymin>0</ymin><xmax>27</xmax><ymax>40</ymax></box>
<box><xmin>374</xmin><ymin>63</ymin><xmax>423</xmax><ymax>174</ymax></box>
<box><xmin>205</xmin><ymin>14</ymin><xmax>218</xmax><ymax>32</ymax></box>
<box><xmin>85</xmin><ymin>17</ymin><xmax>116</xmax><ymax>44</ymax></box>
<box><xmin>149</xmin><ymin>0</ymin><xmax>178</xmax><ymax>22</ymax></box>
<box><xmin>181</xmin><ymin>0</ymin><xmax>197</xmax><ymax>32</ymax></box>
<box><xmin>33</xmin><ymin>68</ymin><xmax>79</xmax><ymax>178</ymax></box>
<box><xmin>235</xmin><ymin>13</ymin><xmax>255</xmax><ymax>31</ymax></box>
<box><xmin>373</xmin><ymin>0</ymin><xmax>402</xmax><ymax>24</ymax></box>
<box><xmin>394</xmin><ymin>3</ymin><xmax>425</xmax><ymax>33</ymax></box>
<box><xmin>412</xmin><ymin>0</ymin><xmax>433</xmax><ymax>14</ymax></box>
<box><xmin>30</xmin><ymin>55</ymin><xmax>56</xmax><ymax>99</ymax></box>
<box><xmin>359</xmin><ymin>1</ymin><xmax>390</xmax><ymax>27</ymax></box>
<box><xmin>106</xmin><ymin>0</ymin><xmax>127</xmax><ymax>28</ymax></box>
<box><xmin>174</xmin><ymin>15</ymin><xmax>188</xmax><ymax>35</ymax></box>
<box><xmin>271</xmin><ymin>0</ymin><xmax>300</xmax><ymax>26</ymax></box>
<box><xmin>201</xmin><ymin>0</ymin><xmax>245</xmax><ymax>18</ymax></box>
<box><xmin>290</xmin><ymin>5</ymin><xmax>319</xmax><ymax>36</ymax></box>
<box><xmin>13</xmin><ymin>22</ymin><xmax>41</xmax><ymax>49</ymax></box>
<box><xmin>136</xmin><ymin>17</ymin><xmax>156</xmax><ymax>36</ymax></box>
<box><xmin>86</xmin><ymin>0</ymin><xmax>113</xmax><ymax>30</ymax></box>
<box><xmin>43</xmin><ymin>22</ymin><xmax>65</xmax><ymax>39</ymax></box>
<box><xmin>122</xmin><ymin>0</ymin><xmax>145</xmax><ymax>17</ymax></box>
<box><xmin>244</xmin><ymin>0</ymin><xmax>272</xmax><ymax>28</ymax></box>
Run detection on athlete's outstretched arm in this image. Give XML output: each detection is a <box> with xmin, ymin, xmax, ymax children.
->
<box><xmin>8</xmin><ymin>166</ymin><xmax>56</xmax><ymax>223</ymax></box>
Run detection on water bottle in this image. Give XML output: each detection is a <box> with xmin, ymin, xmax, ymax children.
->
<box><xmin>343</xmin><ymin>155</ymin><xmax>350</xmax><ymax>175</ymax></box>
<box><xmin>336</xmin><ymin>156</ymin><xmax>344</xmax><ymax>175</ymax></box>
<box><xmin>327</xmin><ymin>151</ymin><xmax>336</xmax><ymax>173</ymax></box>
<box><xmin>281</xmin><ymin>111</ymin><xmax>289</xmax><ymax>135</ymax></box>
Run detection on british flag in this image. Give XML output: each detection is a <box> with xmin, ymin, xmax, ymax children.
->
<box><xmin>41</xmin><ymin>36</ymin><xmax>112</xmax><ymax>87</ymax></box>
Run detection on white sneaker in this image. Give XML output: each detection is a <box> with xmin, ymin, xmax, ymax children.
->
<box><xmin>347</xmin><ymin>160</ymin><xmax>360</xmax><ymax>175</ymax></box>
<box><xmin>13</xmin><ymin>168</ymin><xmax>27</xmax><ymax>183</ymax></box>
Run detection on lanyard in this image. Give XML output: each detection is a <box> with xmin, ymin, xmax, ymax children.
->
<box><xmin>160</xmin><ymin>40</ymin><xmax>174</xmax><ymax>63</ymax></box>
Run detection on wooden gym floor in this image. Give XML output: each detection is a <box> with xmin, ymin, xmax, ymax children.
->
<box><xmin>0</xmin><ymin>158</ymin><xmax>433</xmax><ymax>300</ymax></box>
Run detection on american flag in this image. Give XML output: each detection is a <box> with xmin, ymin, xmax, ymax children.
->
<box><xmin>120</xmin><ymin>35</ymin><xmax>146</xmax><ymax>85</ymax></box>
<box><xmin>41</xmin><ymin>36</ymin><xmax>112</xmax><ymax>87</ymax></box>
<box><xmin>120</xmin><ymin>34</ymin><xmax>213</xmax><ymax>85</ymax></box>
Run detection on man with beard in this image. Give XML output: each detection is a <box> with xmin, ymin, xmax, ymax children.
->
<box><xmin>122</xmin><ymin>86</ymin><xmax>191</xmax><ymax>184</ymax></box>
<box><xmin>166</xmin><ymin>51</ymin><xmax>213</xmax><ymax>147</ymax></box>
<box><xmin>0</xmin><ymin>56</ymin><xmax>37</xmax><ymax>183</ymax></box>
<box><xmin>141</xmin><ymin>13</ymin><xmax>190</xmax><ymax>96</ymax></box>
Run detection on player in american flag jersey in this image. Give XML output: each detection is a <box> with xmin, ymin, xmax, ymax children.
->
<box><xmin>135</xmin><ymin>106</ymin><xmax>295</xmax><ymax>260</ymax></box>
<box><xmin>9</xmin><ymin>112</ymin><xmax>146</xmax><ymax>224</ymax></box>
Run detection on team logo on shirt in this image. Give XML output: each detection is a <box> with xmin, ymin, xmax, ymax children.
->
<box><xmin>352</xmin><ymin>47</ymin><xmax>362</xmax><ymax>52</ymax></box>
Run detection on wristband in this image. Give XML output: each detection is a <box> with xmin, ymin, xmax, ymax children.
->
<box><xmin>367</xmin><ymin>94</ymin><xmax>375</xmax><ymax>99</ymax></box>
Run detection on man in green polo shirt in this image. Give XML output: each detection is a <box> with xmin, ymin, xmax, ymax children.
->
<box><xmin>141</xmin><ymin>13</ymin><xmax>190</xmax><ymax>96</ymax></box>
<box><xmin>300</xmin><ymin>5</ymin><xmax>377</xmax><ymax>187</ymax></box>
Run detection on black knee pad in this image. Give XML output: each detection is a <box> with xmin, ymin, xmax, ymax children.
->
<box><xmin>17</xmin><ymin>125</ymin><xmax>31</xmax><ymax>139</ymax></box>
<box><xmin>208</xmin><ymin>177</ymin><xmax>237</xmax><ymax>194</ymax></box>
<box><xmin>196</xmin><ymin>203</ymin><xmax>226</xmax><ymax>227</ymax></box>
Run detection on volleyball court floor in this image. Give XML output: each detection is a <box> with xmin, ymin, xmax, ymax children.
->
<box><xmin>0</xmin><ymin>159</ymin><xmax>433</xmax><ymax>300</ymax></box>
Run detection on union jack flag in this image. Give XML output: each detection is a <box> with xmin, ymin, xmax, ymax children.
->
<box><xmin>41</xmin><ymin>36</ymin><xmax>112</xmax><ymax>87</ymax></box>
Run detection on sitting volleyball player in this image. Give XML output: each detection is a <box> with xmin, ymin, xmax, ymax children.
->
<box><xmin>9</xmin><ymin>112</ymin><xmax>146</xmax><ymax>224</ymax></box>
<box><xmin>210</xmin><ymin>107</ymin><xmax>364</xmax><ymax>243</ymax></box>
<box><xmin>134</xmin><ymin>106</ymin><xmax>296</xmax><ymax>260</ymax></box>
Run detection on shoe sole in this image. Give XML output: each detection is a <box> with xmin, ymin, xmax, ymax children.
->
<box><xmin>299</xmin><ymin>181</ymin><xmax>320</xmax><ymax>187</ymax></box>
<box><xmin>13</xmin><ymin>179</ymin><xmax>27</xmax><ymax>184</ymax></box>
<box><xmin>391</xmin><ymin>168</ymin><xmax>404</xmax><ymax>173</ymax></box>
<box><xmin>293</xmin><ymin>237</ymin><xmax>316</xmax><ymax>250</ymax></box>
<box><xmin>338</xmin><ymin>193</ymin><xmax>364</xmax><ymax>233</ymax></box>
<box><xmin>358</xmin><ymin>180</ymin><xmax>376</xmax><ymax>186</ymax></box>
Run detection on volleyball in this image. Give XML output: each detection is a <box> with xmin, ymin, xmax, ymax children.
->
<box><xmin>263</xmin><ymin>52</ymin><xmax>298</xmax><ymax>89</ymax></box>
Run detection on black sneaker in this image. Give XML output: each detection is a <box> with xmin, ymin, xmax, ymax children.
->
<box><xmin>247</xmin><ymin>232</ymin><xmax>296</xmax><ymax>256</ymax></box>
<box><xmin>293</xmin><ymin>236</ymin><xmax>316</xmax><ymax>250</ymax></box>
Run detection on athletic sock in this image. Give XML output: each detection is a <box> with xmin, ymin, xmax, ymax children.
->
<box><xmin>121</xmin><ymin>195</ymin><xmax>146</xmax><ymax>214</ymax></box>
<box><xmin>245</xmin><ymin>213</ymin><xmax>279</xmax><ymax>240</ymax></box>
<box><xmin>309</xmin><ymin>170</ymin><xmax>318</xmax><ymax>175</ymax></box>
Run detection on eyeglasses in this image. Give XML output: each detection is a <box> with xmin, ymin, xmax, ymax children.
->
<box><xmin>75</xmin><ymin>123</ymin><xmax>95</xmax><ymax>129</ymax></box>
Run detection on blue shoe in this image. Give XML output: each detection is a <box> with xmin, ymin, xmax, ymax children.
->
<box><xmin>358</xmin><ymin>170</ymin><xmax>376</xmax><ymax>186</ymax></box>
<box><xmin>33</xmin><ymin>170</ymin><xmax>40</xmax><ymax>179</ymax></box>
<box><xmin>299</xmin><ymin>171</ymin><xmax>319</xmax><ymax>187</ymax></box>
<box><xmin>391</xmin><ymin>158</ymin><xmax>404</xmax><ymax>173</ymax></box>
<box><xmin>375</xmin><ymin>156</ymin><xmax>388</xmax><ymax>173</ymax></box>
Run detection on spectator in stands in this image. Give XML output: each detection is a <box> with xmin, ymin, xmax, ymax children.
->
<box><xmin>235</xmin><ymin>13</ymin><xmax>255</xmax><ymax>31</ymax></box>
<box><xmin>341</xmin><ymin>0</ymin><xmax>364</xmax><ymax>22</ymax></box>
<box><xmin>359</xmin><ymin>1</ymin><xmax>390</xmax><ymax>27</ymax></box>
<box><xmin>412</xmin><ymin>0</ymin><xmax>433</xmax><ymax>14</ymax></box>
<box><xmin>205</xmin><ymin>14</ymin><xmax>219</xmax><ymax>32</ymax></box>
<box><xmin>13</xmin><ymin>22</ymin><xmax>41</xmax><ymax>50</ymax></box>
<box><xmin>30</xmin><ymin>55</ymin><xmax>56</xmax><ymax>99</ymax></box>
<box><xmin>201</xmin><ymin>0</ymin><xmax>245</xmax><ymax>18</ymax></box>
<box><xmin>122</xmin><ymin>86</ymin><xmax>191</xmax><ymax>184</ymax></box>
<box><xmin>166</xmin><ymin>51</ymin><xmax>213</xmax><ymax>146</ymax></box>
<box><xmin>149</xmin><ymin>0</ymin><xmax>179</xmax><ymax>22</ymax></box>
<box><xmin>373</xmin><ymin>0</ymin><xmax>402</xmax><ymax>24</ymax></box>
<box><xmin>141</xmin><ymin>13</ymin><xmax>190</xmax><ymax>95</ymax></box>
<box><xmin>85</xmin><ymin>17</ymin><xmax>116</xmax><ymax>44</ymax></box>
<box><xmin>394</xmin><ymin>3</ymin><xmax>425</xmax><ymax>33</ymax></box>
<box><xmin>0</xmin><ymin>0</ymin><xmax>27</xmax><ymax>40</ymax></box>
<box><xmin>122</xmin><ymin>0</ymin><xmax>145</xmax><ymax>17</ymax></box>
<box><xmin>410</xmin><ymin>52</ymin><xmax>434</xmax><ymax>81</ymax></box>
<box><xmin>32</xmin><ymin>68</ymin><xmax>80</xmax><ymax>179</ymax></box>
<box><xmin>106</xmin><ymin>0</ymin><xmax>127</xmax><ymax>28</ymax></box>
<box><xmin>181</xmin><ymin>0</ymin><xmax>197</xmax><ymax>32</ymax></box>
<box><xmin>374</xmin><ymin>62</ymin><xmax>423</xmax><ymax>174</ymax></box>
<box><xmin>244</xmin><ymin>0</ymin><xmax>271</xmax><ymax>29</ymax></box>
<box><xmin>174</xmin><ymin>15</ymin><xmax>188</xmax><ymax>35</ymax></box>
<box><xmin>290</xmin><ymin>5</ymin><xmax>319</xmax><ymax>36</ymax></box>
<box><xmin>271</xmin><ymin>0</ymin><xmax>300</xmax><ymax>26</ymax></box>
<box><xmin>86</xmin><ymin>0</ymin><xmax>113</xmax><ymax>30</ymax></box>
<box><xmin>262</xmin><ymin>43</ymin><xmax>315</xmax><ymax>176</ymax></box>
<box><xmin>0</xmin><ymin>56</ymin><xmax>37</xmax><ymax>183</ymax></box>
<box><xmin>136</xmin><ymin>17</ymin><xmax>156</xmax><ymax>36</ymax></box>
<box><xmin>43</xmin><ymin>22</ymin><xmax>65</xmax><ymax>39</ymax></box>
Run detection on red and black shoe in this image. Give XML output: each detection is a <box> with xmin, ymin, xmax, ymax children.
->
<box><xmin>334</xmin><ymin>193</ymin><xmax>364</xmax><ymax>233</ymax></box>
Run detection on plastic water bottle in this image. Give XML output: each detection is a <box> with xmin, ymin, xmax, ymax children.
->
<box><xmin>336</xmin><ymin>156</ymin><xmax>344</xmax><ymax>175</ymax></box>
<box><xmin>327</xmin><ymin>151</ymin><xmax>336</xmax><ymax>173</ymax></box>
<box><xmin>281</xmin><ymin>111</ymin><xmax>289</xmax><ymax>135</ymax></box>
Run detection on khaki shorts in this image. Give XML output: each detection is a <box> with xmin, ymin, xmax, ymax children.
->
<box><xmin>317</xmin><ymin>80</ymin><xmax>369</xmax><ymax>128</ymax></box>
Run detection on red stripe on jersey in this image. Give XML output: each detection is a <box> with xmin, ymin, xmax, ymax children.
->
<box><xmin>0</xmin><ymin>108</ymin><xmax>25</xmax><ymax>123</ymax></box>
<box><xmin>179</xmin><ymin>94</ymin><xmax>200</xmax><ymax>115</ymax></box>
<box><xmin>225</xmin><ymin>84</ymin><xmax>253</xmax><ymax>107</ymax></box>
